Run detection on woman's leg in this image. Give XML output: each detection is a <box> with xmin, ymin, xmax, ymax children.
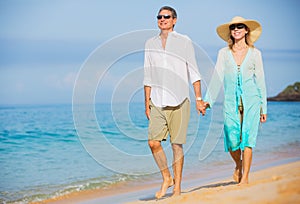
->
<box><xmin>240</xmin><ymin>147</ymin><xmax>252</xmax><ymax>184</ymax></box>
<box><xmin>230</xmin><ymin>150</ymin><xmax>242</xmax><ymax>182</ymax></box>
<box><xmin>230</xmin><ymin>98</ymin><xmax>243</xmax><ymax>183</ymax></box>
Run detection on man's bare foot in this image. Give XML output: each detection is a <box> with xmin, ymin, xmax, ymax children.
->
<box><xmin>155</xmin><ymin>177</ymin><xmax>174</xmax><ymax>199</ymax></box>
<box><xmin>233</xmin><ymin>160</ymin><xmax>242</xmax><ymax>183</ymax></box>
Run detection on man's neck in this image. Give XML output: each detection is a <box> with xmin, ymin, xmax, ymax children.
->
<box><xmin>160</xmin><ymin>29</ymin><xmax>173</xmax><ymax>39</ymax></box>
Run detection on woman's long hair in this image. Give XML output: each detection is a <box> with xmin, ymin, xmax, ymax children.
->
<box><xmin>228</xmin><ymin>26</ymin><xmax>254</xmax><ymax>50</ymax></box>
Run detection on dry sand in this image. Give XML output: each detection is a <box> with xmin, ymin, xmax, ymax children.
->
<box><xmin>126</xmin><ymin>160</ymin><xmax>300</xmax><ymax>204</ymax></box>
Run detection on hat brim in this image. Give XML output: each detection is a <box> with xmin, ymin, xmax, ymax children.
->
<box><xmin>217</xmin><ymin>19</ymin><xmax>262</xmax><ymax>43</ymax></box>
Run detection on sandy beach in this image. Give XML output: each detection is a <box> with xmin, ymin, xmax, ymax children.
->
<box><xmin>126</xmin><ymin>160</ymin><xmax>300</xmax><ymax>204</ymax></box>
<box><xmin>34</xmin><ymin>159</ymin><xmax>300</xmax><ymax>204</ymax></box>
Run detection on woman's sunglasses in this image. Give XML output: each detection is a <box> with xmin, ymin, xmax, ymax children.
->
<box><xmin>157</xmin><ymin>15</ymin><xmax>171</xmax><ymax>20</ymax></box>
<box><xmin>229</xmin><ymin>23</ymin><xmax>246</xmax><ymax>30</ymax></box>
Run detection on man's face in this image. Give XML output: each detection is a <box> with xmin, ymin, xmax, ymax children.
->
<box><xmin>157</xmin><ymin>10</ymin><xmax>176</xmax><ymax>31</ymax></box>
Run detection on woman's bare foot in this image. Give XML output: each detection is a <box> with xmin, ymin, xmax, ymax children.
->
<box><xmin>238</xmin><ymin>177</ymin><xmax>249</xmax><ymax>186</ymax></box>
<box><xmin>155</xmin><ymin>177</ymin><xmax>174</xmax><ymax>199</ymax></box>
<box><xmin>171</xmin><ymin>189</ymin><xmax>181</xmax><ymax>197</ymax></box>
<box><xmin>233</xmin><ymin>160</ymin><xmax>242</xmax><ymax>183</ymax></box>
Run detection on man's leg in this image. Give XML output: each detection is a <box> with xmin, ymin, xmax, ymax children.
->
<box><xmin>168</xmin><ymin>99</ymin><xmax>189</xmax><ymax>196</ymax></box>
<box><xmin>171</xmin><ymin>143</ymin><xmax>184</xmax><ymax>196</ymax></box>
<box><xmin>148</xmin><ymin>140</ymin><xmax>174</xmax><ymax>199</ymax></box>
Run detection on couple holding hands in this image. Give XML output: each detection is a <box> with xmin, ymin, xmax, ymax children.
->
<box><xmin>143</xmin><ymin>6</ymin><xmax>267</xmax><ymax>199</ymax></box>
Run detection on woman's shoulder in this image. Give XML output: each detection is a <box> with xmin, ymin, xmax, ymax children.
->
<box><xmin>218</xmin><ymin>47</ymin><xmax>230</xmax><ymax>54</ymax></box>
<box><xmin>252</xmin><ymin>47</ymin><xmax>262</xmax><ymax>53</ymax></box>
<box><xmin>251</xmin><ymin>47</ymin><xmax>262</xmax><ymax>57</ymax></box>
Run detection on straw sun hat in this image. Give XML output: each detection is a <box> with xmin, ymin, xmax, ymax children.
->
<box><xmin>216</xmin><ymin>16</ymin><xmax>262</xmax><ymax>43</ymax></box>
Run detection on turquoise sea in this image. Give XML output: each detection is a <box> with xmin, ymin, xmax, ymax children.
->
<box><xmin>0</xmin><ymin>101</ymin><xmax>300</xmax><ymax>203</ymax></box>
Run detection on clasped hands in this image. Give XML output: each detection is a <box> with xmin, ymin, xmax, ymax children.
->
<box><xmin>196</xmin><ymin>100</ymin><xmax>210</xmax><ymax>116</ymax></box>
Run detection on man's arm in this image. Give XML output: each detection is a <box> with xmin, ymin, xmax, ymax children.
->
<box><xmin>144</xmin><ymin>86</ymin><xmax>151</xmax><ymax>120</ymax></box>
<box><xmin>193</xmin><ymin>80</ymin><xmax>207</xmax><ymax>116</ymax></box>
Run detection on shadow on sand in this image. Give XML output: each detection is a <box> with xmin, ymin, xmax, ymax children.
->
<box><xmin>138</xmin><ymin>181</ymin><xmax>237</xmax><ymax>202</ymax></box>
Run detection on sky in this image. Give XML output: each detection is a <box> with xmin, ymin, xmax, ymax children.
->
<box><xmin>0</xmin><ymin>0</ymin><xmax>299</xmax><ymax>105</ymax></box>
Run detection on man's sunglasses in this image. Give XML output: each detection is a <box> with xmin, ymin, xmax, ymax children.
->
<box><xmin>157</xmin><ymin>15</ymin><xmax>172</xmax><ymax>20</ymax></box>
<box><xmin>229</xmin><ymin>23</ymin><xmax>246</xmax><ymax>30</ymax></box>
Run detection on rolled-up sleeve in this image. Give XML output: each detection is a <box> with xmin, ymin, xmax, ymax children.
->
<box><xmin>185</xmin><ymin>39</ymin><xmax>201</xmax><ymax>83</ymax></box>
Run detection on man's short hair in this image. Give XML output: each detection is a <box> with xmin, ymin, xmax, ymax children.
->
<box><xmin>158</xmin><ymin>6</ymin><xmax>177</xmax><ymax>18</ymax></box>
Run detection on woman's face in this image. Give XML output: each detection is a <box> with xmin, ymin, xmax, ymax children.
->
<box><xmin>230</xmin><ymin>23</ymin><xmax>248</xmax><ymax>41</ymax></box>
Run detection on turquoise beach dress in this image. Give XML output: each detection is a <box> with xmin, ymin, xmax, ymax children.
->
<box><xmin>204</xmin><ymin>47</ymin><xmax>267</xmax><ymax>152</ymax></box>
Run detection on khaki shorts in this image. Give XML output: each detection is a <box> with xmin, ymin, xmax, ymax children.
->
<box><xmin>148</xmin><ymin>98</ymin><xmax>190</xmax><ymax>144</ymax></box>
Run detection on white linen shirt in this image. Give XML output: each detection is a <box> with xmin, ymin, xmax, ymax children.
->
<box><xmin>143</xmin><ymin>31</ymin><xmax>201</xmax><ymax>107</ymax></box>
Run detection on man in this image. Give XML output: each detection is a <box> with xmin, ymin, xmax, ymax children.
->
<box><xmin>143</xmin><ymin>6</ymin><xmax>206</xmax><ymax>199</ymax></box>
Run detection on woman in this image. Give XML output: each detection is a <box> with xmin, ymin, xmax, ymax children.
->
<box><xmin>204</xmin><ymin>16</ymin><xmax>267</xmax><ymax>184</ymax></box>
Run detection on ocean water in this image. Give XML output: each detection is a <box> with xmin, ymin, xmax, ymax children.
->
<box><xmin>0</xmin><ymin>102</ymin><xmax>300</xmax><ymax>203</ymax></box>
